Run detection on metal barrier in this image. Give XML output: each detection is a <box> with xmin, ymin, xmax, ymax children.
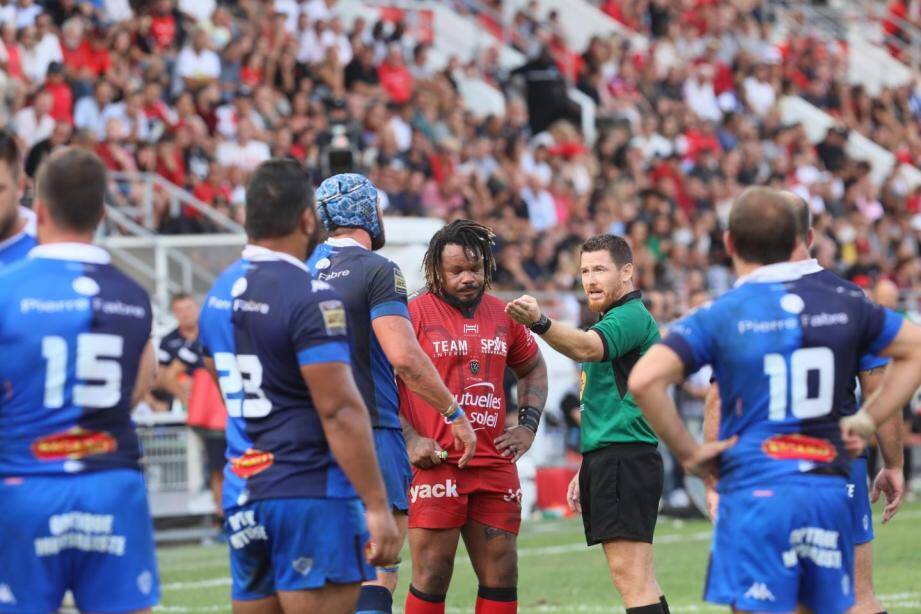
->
<box><xmin>138</xmin><ymin>422</ymin><xmax>214</xmax><ymax>519</ymax></box>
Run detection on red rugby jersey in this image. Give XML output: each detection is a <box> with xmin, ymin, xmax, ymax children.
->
<box><xmin>399</xmin><ymin>290</ymin><xmax>538</xmax><ymax>468</ymax></box>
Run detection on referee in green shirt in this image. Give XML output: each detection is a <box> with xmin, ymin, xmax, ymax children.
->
<box><xmin>506</xmin><ymin>235</ymin><xmax>668</xmax><ymax>614</ymax></box>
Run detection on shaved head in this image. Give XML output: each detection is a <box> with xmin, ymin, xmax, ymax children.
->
<box><xmin>873</xmin><ymin>279</ymin><xmax>899</xmax><ymax>310</ymax></box>
<box><xmin>728</xmin><ymin>187</ymin><xmax>797</xmax><ymax>265</ymax></box>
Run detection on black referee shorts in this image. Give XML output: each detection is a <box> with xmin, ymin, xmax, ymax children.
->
<box><xmin>579</xmin><ymin>442</ymin><xmax>663</xmax><ymax>546</ymax></box>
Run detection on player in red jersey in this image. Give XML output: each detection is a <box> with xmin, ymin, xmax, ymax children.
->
<box><xmin>400</xmin><ymin>220</ymin><xmax>548</xmax><ymax>614</ymax></box>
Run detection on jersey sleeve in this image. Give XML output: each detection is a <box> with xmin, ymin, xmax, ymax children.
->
<box><xmin>507</xmin><ymin>318</ymin><xmax>539</xmax><ymax>369</ymax></box>
<box><xmin>862</xmin><ymin>303</ymin><xmax>904</xmax><ymax>357</ymax></box>
<box><xmin>590</xmin><ymin>307</ymin><xmax>648</xmax><ymax>362</ymax></box>
<box><xmin>660</xmin><ymin>307</ymin><xmax>716</xmax><ymax>376</ymax></box>
<box><xmin>367</xmin><ymin>258</ymin><xmax>409</xmax><ymax>320</ymax></box>
<box><xmin>289</xmin><ymin>282</ymin><xmax>351</xmax><ymax>368</ymax></box>
<box><xmin>858</xmin><ymin>352</ymin><xmax>889</xmax><ymax>372</ymax></box>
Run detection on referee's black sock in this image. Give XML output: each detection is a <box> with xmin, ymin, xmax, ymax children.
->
<box><xmin>659</xmin><ymin>595</ymin><xmax>670</xmax><ymax>614</ymax></box>
<box><xmin>625</xmin><ymin>603</ymin><xmax>664</xmax><ymax>614</ymax></box>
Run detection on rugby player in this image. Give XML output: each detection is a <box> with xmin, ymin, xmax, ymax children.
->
<box><xmin>628</xmin><ymin>187</ymin><xmax>921</xmax><ymax>613</ymax></box>
<box><xmin>702</xmin><ymin>191</ymin><xmax>905</xmax><ymax>614</ymax></box>
<box><xmin>306</xmin><ymin>173</ymin><xmax>477</xmax><ymax>614</ymax></box>
<box><xmin>198</xmin><ymin>159</ymin><xmax>400</xmax><ymax>614</ymax></box>
<box><xmin>0</xmin><ymin>128</ymin><xmax>35</xmax><ymax>268</ymax></box>
<box><xmin>0</xmin><ymin>148</ymin><xmax>160</xmax><ymax>612</ymax></box>
<box><xmin>399</xmin><ymin>220</ymin><xmax>548</xmax><ymax>614</ymax></box>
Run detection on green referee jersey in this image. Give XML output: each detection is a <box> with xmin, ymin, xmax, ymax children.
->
<box><xmin>579</xmin><ymin>290</ymin><xmax>660</xmax><ymax>452</ymax></box>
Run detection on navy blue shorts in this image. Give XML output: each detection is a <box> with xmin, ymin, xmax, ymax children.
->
<box><xmin>847</xmin><ymin>457</ymin><xmax>874</xmax><ymax>545</ymax></box>
<box><xmin>374</xmin><ymin>427</ymin><xmax>411</xmax><ymax>513</ymax></box>
<box><xmin>0</xmin><ymin>470</ymin><xmax>159</xmax><ymax>613</ymax></box>
<box><xmin>225</xmin><ymin>497</ymin><xmax>375</xmax><ymax>600</ymax></box>
<box><xmin>706</xmin><ymin>481</ymin><xmax>854</xmax><ymax>613</ymax></box>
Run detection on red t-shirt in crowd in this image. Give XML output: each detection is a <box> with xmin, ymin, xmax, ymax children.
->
<box><xmin>44</xmin><ymin>81</ymin><xmax>73</xmax><ymax>123</ymax></box>
<box><xmin>378</xmin><ymin>62</ymin><xmax>413</xmax><ymax>104</ymax></box>
<box><xmin>149</xmin><ymin>14</ymin><xmax>177</xmax><ymax>51</ymax></box>
<box><xmin>399</xmin><ymin>291</ymin><xmax>539</xmax><ymax>468</ymax></box>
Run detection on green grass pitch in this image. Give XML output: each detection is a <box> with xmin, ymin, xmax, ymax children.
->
<box><xmin>154</xmin><ymin>500</ymin><xmax>921</xmax><ymax>612</ymax></box>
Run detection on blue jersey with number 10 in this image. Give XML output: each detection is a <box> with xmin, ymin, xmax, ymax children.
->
<box><xmin>662</xmin><ymin>261</ymin><xmax>902</xmax><ymax>493</ymax></box>
<box><xmin>199</xmin><ymin>245</ymin><xmax>357</xmax><ymax>511</ymax></box>
<box><xmin>0</xmin><ymin>243</ymin><xmax>152</xmax><ymax>477</ymax></box>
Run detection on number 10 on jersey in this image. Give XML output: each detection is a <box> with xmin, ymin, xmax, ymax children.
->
<box><xmin>763</xmin><ymin>347</ymin><xmax>835</xmax><ymax>421</ymax></box>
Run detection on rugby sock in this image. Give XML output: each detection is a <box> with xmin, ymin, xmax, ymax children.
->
<box><xmin>475</xmin><ymin>586</ymin><xmax>517</xmax><ymax>614</ymax></box>
<box><xmin>625</xmin><ymin>603</ymin><xmax>664</xmax><ymax>614</ymax></box>
<box><xmin>355</xmin><ymin>585</ymin><xmax>392</xmax><ymax>614</ymax></box>
<box><xmin>660</xmin><ymin>595</ymin><xmax>670</xmax><ymax>614</ymax></box>
<box><xmin>405</xmin><ymin>586</ymin><xmax>446</xmax><ymax>614</ymax></box>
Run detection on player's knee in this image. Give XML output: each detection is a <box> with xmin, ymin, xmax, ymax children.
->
<box><xmin>412</xmin><ymin>555</ymin><xmax>454</xmax><ymax>594</ymax></box>
<box><xmin>484</xmin><ymin>547</ymin><xmax>518</xmax><ymax>587</ymax></box>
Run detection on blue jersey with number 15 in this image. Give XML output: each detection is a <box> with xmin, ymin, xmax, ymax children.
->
<box><xmin>199</xmin><ymin>245</ymin><xmax>357</xmax><ymax>511</ymax></box>
<box><xmin>662</xmin><ymin>261</ymin><xmax>902</xmax><ymax>493</ymax></box>
<box><xmin>0</xmin><ymin>243</ymin><xmax>152</xmax><ymax>477</ymax></box>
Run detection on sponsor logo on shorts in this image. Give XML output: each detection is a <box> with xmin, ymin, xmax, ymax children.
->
<box><xmin>227</xmin><ymin>510</ymin><xmax>268</xmax><ymax>549</ymax></box>
<box><xmin>0</xmin><ymin>584</ymin><xmax>16</xmax><ymax>605</ymax></box>
<box><xmin>229</xmin><ymin>449</ymin><xmax>275</xmax><ymax>479</ymax></box>
<box><xmin>410</xmin><ymin>479</ymin><xmax>459</xmax><ymax>503</ymax></box>
<box><xmin>743</xmin><ymin>582</ymin><xmax>776</xmax><ymax>601</ymax></box>
<box><xmin>31</xmin><ymin>428</ymin><xmax>117</xmax><ymax>461</ymax></box>
<box><xmin>504</xmin><ymin>488</ymin><xmax>522</xmax><ymax>503</ymax></box>
<box><xmin>761</xmin><ymin>434</ymin><xmax>837</xmax><ymax>463</ymax></box>
<box><xmin>35</xmin><ymin>512</ymin><xmax>126</xmax><ymax>557</ymax></box>
<box><xmin>292</xmin><ymin>557</ymin><xmax>314</xmax><ymax>576</ymax></box>
<box><xmin>784</xmin><ymin>526</ymin><xmax>842</xmax><ymax>569</ymax></box>
<box><xmin>137</xmin><ymin>571</ymin><xmax>153</xmax><ymax>595</ymax></box>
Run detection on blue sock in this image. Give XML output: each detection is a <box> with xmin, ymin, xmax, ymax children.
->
<box><xmin>355</xmin><ymin>585</ymin><xmax>392</xmax><ymax>614</ymax></box>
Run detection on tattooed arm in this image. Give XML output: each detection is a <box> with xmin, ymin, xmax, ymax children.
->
<box><xmin>495</xmin><ymin>350</ymin><xmax>548</xmax><ymax>462</ymax></box>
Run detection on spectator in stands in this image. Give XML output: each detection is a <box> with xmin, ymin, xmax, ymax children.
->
<box><xmin>13</xmin><ymin>89</ymin><xmax>53</xmax><ymax>147</ymax></box>
<box><xmin>176</xmin><ymin>26</ymin><xmax>220</xmax><ymax>91</ymax></box>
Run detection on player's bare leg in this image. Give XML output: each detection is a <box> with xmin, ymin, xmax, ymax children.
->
<box><xmin>462</xmin><ymin>520</ymin><xmax>518</xmax><ymax>612</ymax></box>
<box><xmin>232</xmin><ymin>596</ymin><xmax>283</xmax><ymax>614</ymax></box>
<box><xmin>406</xmin><ymin>527</ymin><xmax>462</xmax><ymax>612</ymax></box>
<box><xmin>601</xmin><ymin>539</ymin><xmax>662</xmax><ymax>608</ymax></box>
<box><xmin>851</xmin><ymin>541</ymin><xmax>886</xmax><ymax>613</ymax></box>
<box><xmin>277</xmin><ymin>584</ymin><xmax>361</xmax><ymax>614</ymax></box>
<box><xmin>357</xmin><ymin>512</ymin><xmax>408</xmax><ymax>612</ymax></box>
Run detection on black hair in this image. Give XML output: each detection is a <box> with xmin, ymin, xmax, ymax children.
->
<box><xmin>245</xmin><ymin>159</ymin><xmax>313</xmax><ymax>240</ymax></box>
<box><xmin>729</xmin><ymin>187</ymin><xmax>797</xmax><ymax>265</ymax></box>
<box><xmin>423</xmin><ymin>219</ymin><xmax>496</xmax><ymax>295</ymax></box>
<box><xmin>581</xmin><ymin>234</ymin><xmax>633</xmax><ymax>267</ymax></box>
<box><xmin>0</xmin><ymin>128</ymin><xmax>22</xmax><ymax>177</ymax></box>
<box><xmin>36</xmin><ymin>147</ymin><xmax>106</xmax><ymax>233</ymax></box>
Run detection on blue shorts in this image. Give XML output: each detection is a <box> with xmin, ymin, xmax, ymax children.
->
<box><xmin>706</xmin><ymin>482</ymin><xmax>854</xmax><ymax>613</ymax></box>
<box><xmin>225</xmin><ymin>497</ymin><xmax>375</xmax><ymax>600</ymax></box>
<box><xmin>375</xmin><ymin>427</ymin><xmax>411</xmax><ymax>513</ymax></box>
<box><xmin>0</xmin><ymin>469</ymin><xmax>159</xmax><ymax>613</ymax></box>
<box><xmin>847</xmin><ymin>457</ymin><xmax>874</xmax><ymax>545</ymax></box>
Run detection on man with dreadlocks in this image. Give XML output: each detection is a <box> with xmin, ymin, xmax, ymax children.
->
<box><xmin>399</xmin><ymin>219</ymin><xmax>548</xmax><ymax>614</ymax></box>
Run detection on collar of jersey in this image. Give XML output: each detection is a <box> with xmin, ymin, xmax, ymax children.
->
<box><xmin>242</xmin><ymin>244</ymin><xmax>310</xmax><ymax>273</ymax></box>
<box><xmin>326</xmin><ymin>237</ymin><xmax>366</xmax><ymax>250</ymax></box>
<box><xmin>790</xmin><ymin>258</ymin><xmax>823</xmax><ymax>276</ymax></box>
<box><xmin>734</xmin><ymin>260</ymin><xmax>807</xmax><ymax>287</ymax></box>
<box><xmin>29</xmin><ymin>242</ymin><xmax>110</xmax><ymax>264</ymax></box>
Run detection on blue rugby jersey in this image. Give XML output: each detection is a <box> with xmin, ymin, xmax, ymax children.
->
<box><xmin>0</xmin><ymin>207</ymin><xmax>37</xmax><ymax>269</ymax></box>
<box><xmin>0</xmin><ymin>243</ymin><xmax>152</xmax><ymax>476</ymax></box>
<box><xmin>307</xmin><ymin>238</ymin><xmax>409</xmax><ymax>430</ymax></box>
<box><xmin>794</xmin><ymin>259</ymin><xmax>890</xmax><ymax>415</ymax></box>
<box><xmin>199</xmin><ymin>245</ymin><xmax>357</xmax><ymax>510</ymax></box>
<box><xmin>662</xmin><ymin>261</ymin><xmax>902</xmax><ymax>492</ymax></box>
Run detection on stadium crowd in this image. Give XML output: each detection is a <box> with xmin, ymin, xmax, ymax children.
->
<box><xmin>0</xmin><ymin>0</ymin><xmax>920</xmax><ymax>323</ymax></box>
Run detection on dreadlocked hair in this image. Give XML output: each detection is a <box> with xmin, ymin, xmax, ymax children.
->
<box><xmin>423</xmin><ymin>219</ymin><xmax>496</xmax><ymax>295</ymax></box>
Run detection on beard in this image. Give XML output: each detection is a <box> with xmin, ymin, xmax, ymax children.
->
<box><xmin>441</xmin><ymin>285</ymin><xmax>485</xmax><ymax>310</ymax></box>
<box><xmin>0</xmin><ymin>209</ymin><xmax>17</xmax><ymax>242</ymax></box>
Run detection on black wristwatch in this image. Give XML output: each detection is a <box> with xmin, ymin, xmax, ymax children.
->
<box><xmin>529</xmin><ymin>313</ymin><xmax>552</xmax><ymax>335</ymax></box>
